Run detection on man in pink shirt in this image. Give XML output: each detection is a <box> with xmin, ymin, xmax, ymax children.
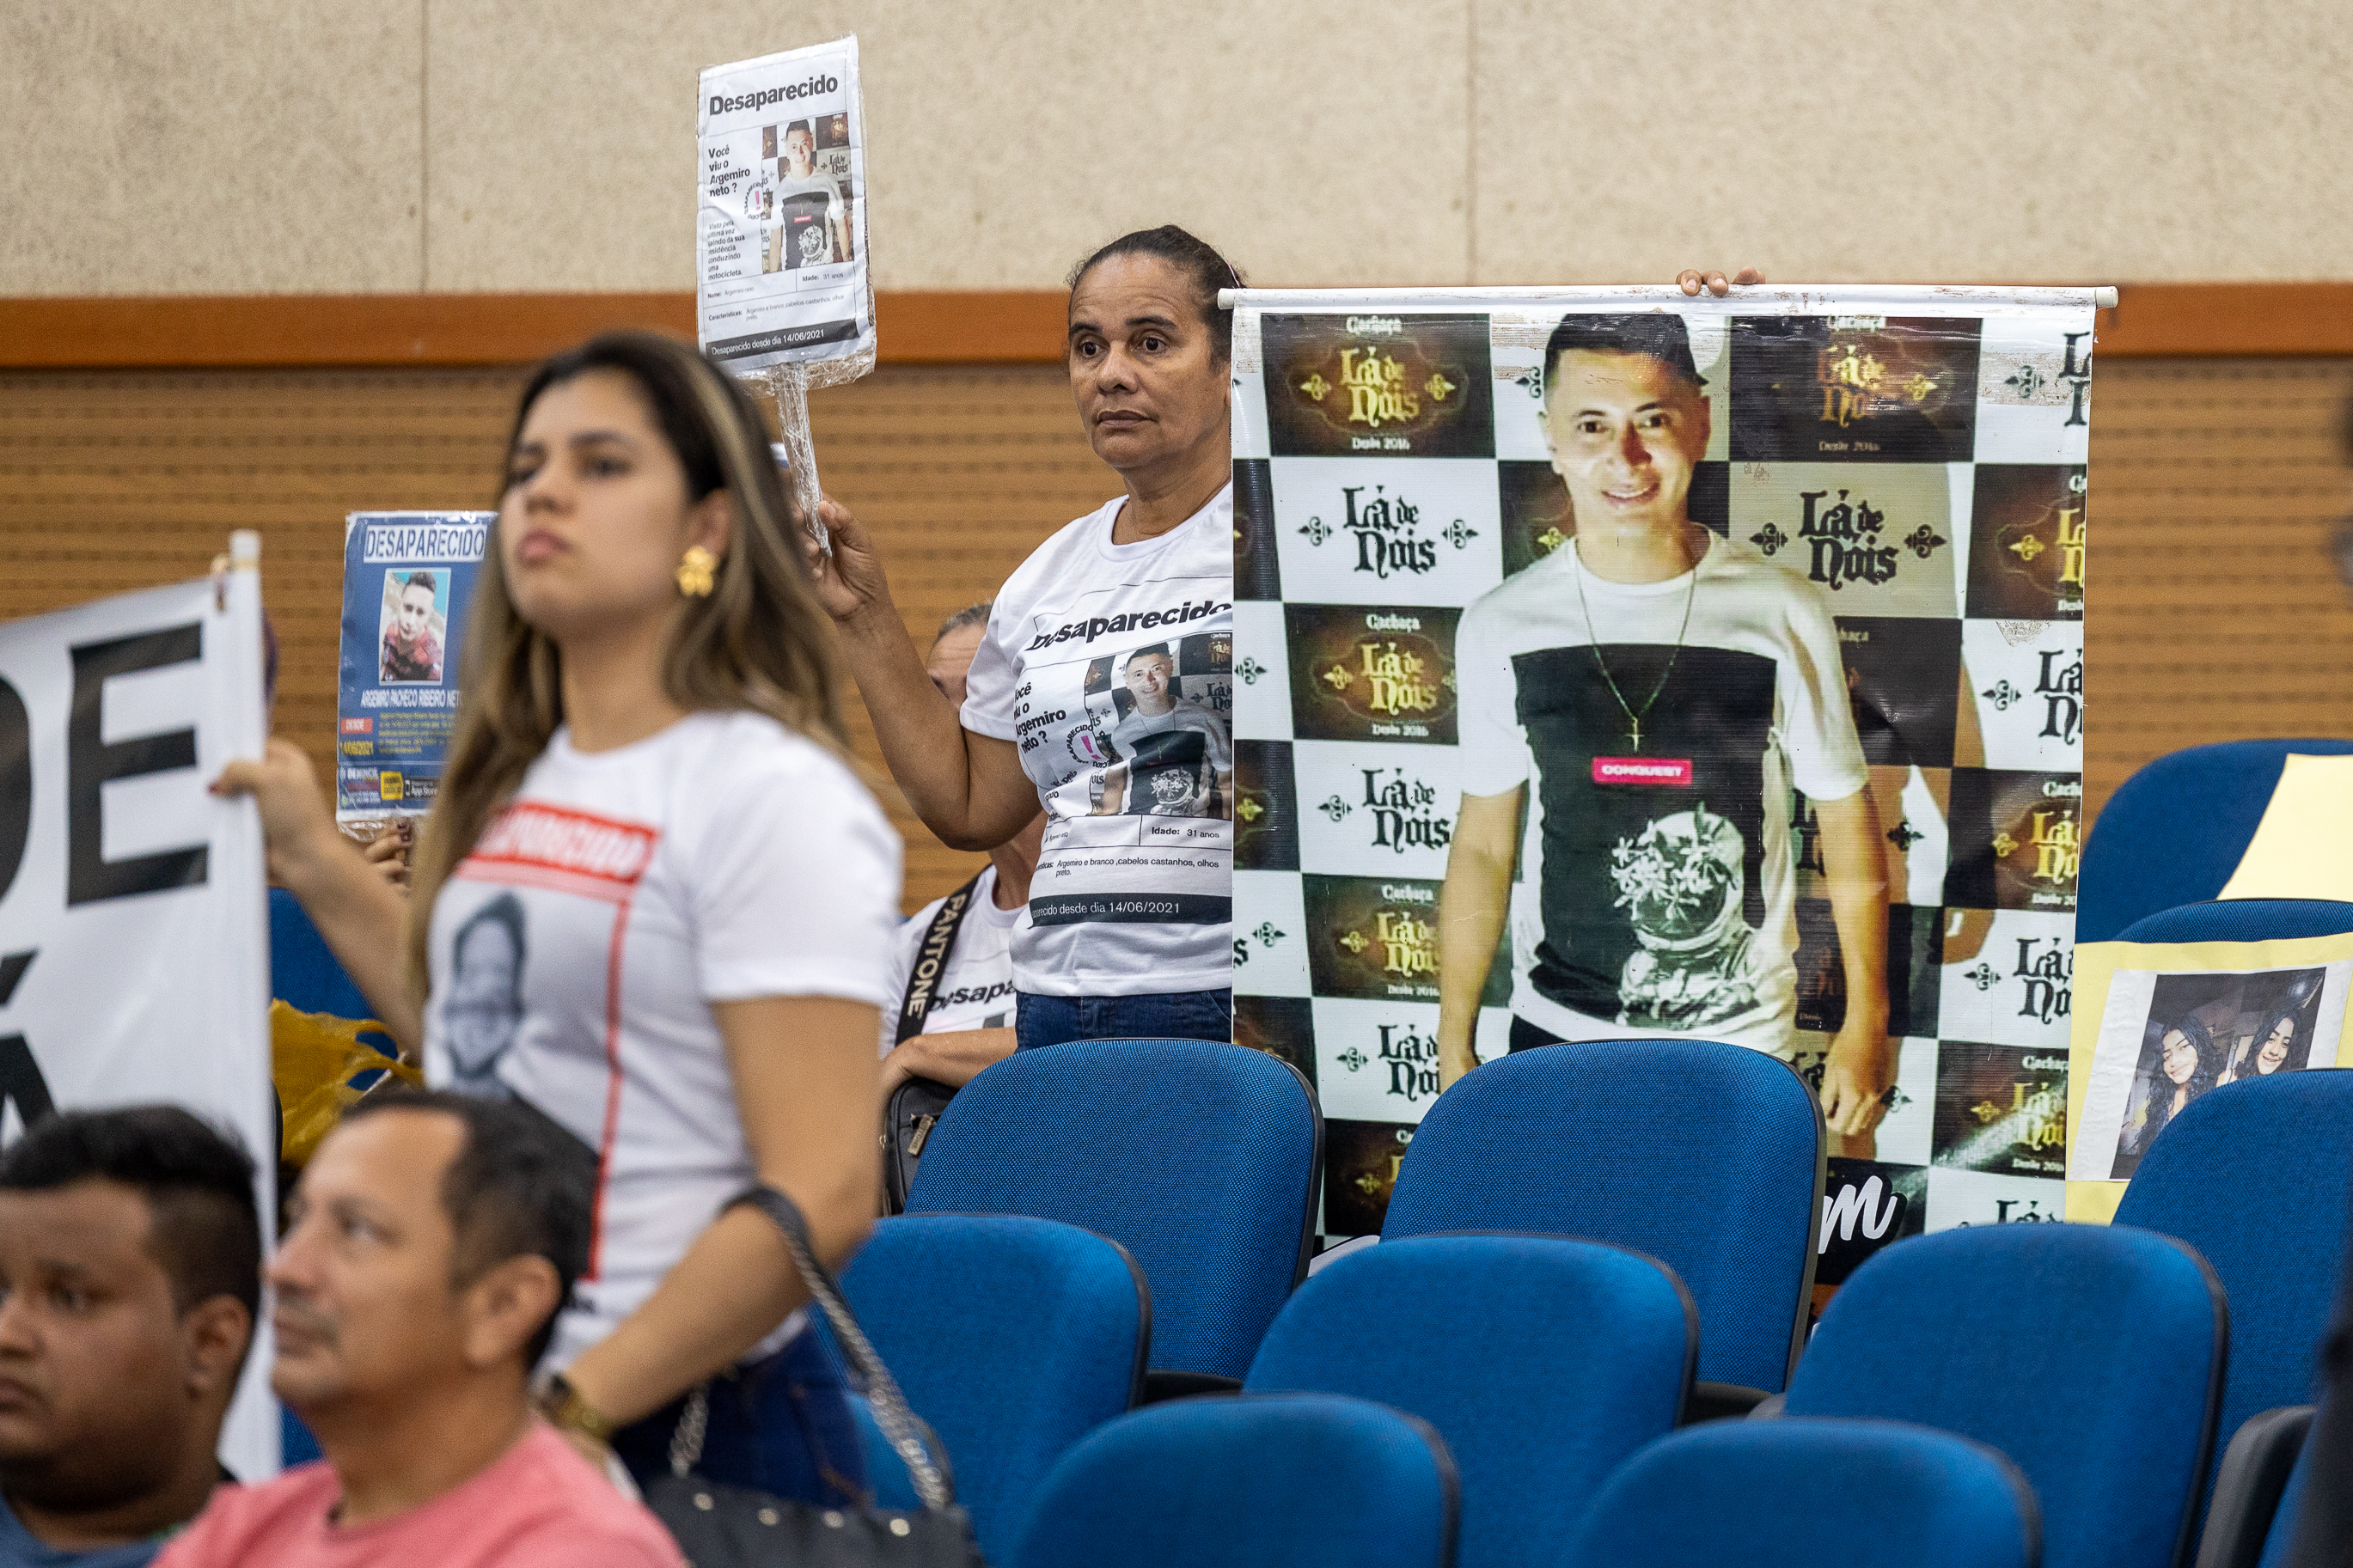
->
<box><xmin>157</xmin><ymin>1092</ymin><xmax>681</xmax><ymax>1568</ymax></box>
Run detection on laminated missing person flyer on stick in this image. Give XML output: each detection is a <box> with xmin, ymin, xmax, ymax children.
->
<box><xmin>335</xmin><ymin>512</ymin><xmax>492</xmax><ymax>821</ymax></box>
<box><xmin>696</xmin><ymin>37</ymin><xmax>873</xmax><ymax>376</ymax></box>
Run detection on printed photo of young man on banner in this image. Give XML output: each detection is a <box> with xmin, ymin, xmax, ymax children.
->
<box><xmin>1231</xmin><ymin>287</ymin><xmax>2101</xmax><ymax>1279</ymax></box>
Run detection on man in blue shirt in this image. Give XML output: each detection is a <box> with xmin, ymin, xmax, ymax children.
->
<box><xmin>0</xmin><ymin>1108</ymin><xmax>259</xmax><ymax>1566</ymax></box>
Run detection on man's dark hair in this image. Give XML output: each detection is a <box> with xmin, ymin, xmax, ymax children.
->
<box><xmin>1543</xmin><ymin>313</ymin><xmax>1707</xmax><ymax>401</ymax></box>
<box><xmin>0</xmin><ymin>1107</ymin><xmax>260</xmax><ymax>1321</ymax></box>
<box><xmin>401</xmin><ymin>570</ymin><xmax>437</xmax><ymax>596</ymax></box>
<box><xmin>785</xmin><ymin>119</ymin><xmax>814</xmax><ymax>143</ymax></box>
<box><xmin>342</xmin><ymin>1089</ymin><xmax>594</xmax><ymax>1368</ymax></box>
<box><xmin>933</xmin><ymin>601</ymin><xmax>992</xmax><ymax>647</ymax></box>
<box><xmin>1067</xmin><ymin>225</ymin><xmax>1246</xmax><ymax>363</ymax></box>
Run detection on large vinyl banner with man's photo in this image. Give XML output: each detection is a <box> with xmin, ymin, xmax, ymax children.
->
<box><xmin>1231</xmin><ymin>288</ymin><xmax>2102</xmax><ymax>1282</ymax></box>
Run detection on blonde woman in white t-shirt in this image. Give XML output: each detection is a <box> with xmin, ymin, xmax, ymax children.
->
<box><xmin>215</xmin><ymin>331</ymin><xmax>899</xmax><ymax>1504</ymax></box>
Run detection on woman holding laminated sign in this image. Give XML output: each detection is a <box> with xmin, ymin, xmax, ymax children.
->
<box><xmin>216</xmin><ymin>332</ymin><xmax>899</xmax><ymax>1503</ymax></box>
<box><xmin>805</xmin><ymin>225</ymin><xmax>1244</xmax><ymax>1049</ymax></box>
<box><xmin>806</xmin><ymin>253</ymin><xmax>1766</xmax><ymax>1053</ymax></box>
<box><xmin>1435</xmin><ymin>300</ymin><xmax>1900</xmax><ymax>1157</ymax></box>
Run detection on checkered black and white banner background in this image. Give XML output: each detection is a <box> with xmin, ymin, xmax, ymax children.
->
<box><xmin>1228</xmin><ymin>290</ymin><xmax>2098</xmax><ymax>1273</ymax></box>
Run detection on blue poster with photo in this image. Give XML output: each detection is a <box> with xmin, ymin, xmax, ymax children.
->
<box><xmin>334</xmin><ymin>511</ymin><xmax>493</xmax><ymax>821</ymax></box>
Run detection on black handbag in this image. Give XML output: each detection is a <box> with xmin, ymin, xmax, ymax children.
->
<box><xmin>880</xmin><ymin>871</ymin><xmax>986</xmax><ymax>1216</ymax></box>
<box><xmin>643</xmin><ymin>1185</ymin><xmax>987</xmax><ymax>1567</ymax></box>
<box><xmin>883</xmin><ymin>1076</ymin><xmax>957</xmax><ymax>1215</ymax></box>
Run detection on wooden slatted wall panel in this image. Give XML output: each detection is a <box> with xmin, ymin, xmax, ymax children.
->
<box><xmin>0</xmin><ymin>364</ymin><xmax>1112</xmax><ymax>912</ymax></box>
<box><xmin>4</xmin><ymin>357</ymin><xmax>2348</xmax><ymax>900</ymax></box>
<box><xmin>2084</xmin><ymin>359</ymin><xmax>2353</xmax><ymax>818</ymax></box>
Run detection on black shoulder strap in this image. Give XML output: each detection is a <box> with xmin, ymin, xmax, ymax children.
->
<box><xmin>895</xmin><ymin>872</ymin><xmax>987</xmax><ymax>1045</ymax></box>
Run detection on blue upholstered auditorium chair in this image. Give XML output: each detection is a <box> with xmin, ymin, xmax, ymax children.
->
<box><xmin>829</xmin><ymin>1214</ymin><xmax>1148</xmax><ymax>1563</ymax></box>
<box><xmin>2255</xmin><ymin>1440</ymin><xmax>2312</xmax><ymax>1568</ymax></box>
<box><xmin>1781</xmin><ymin>1224</ymin><xmax>2225</xmax><ymax>1568</ymax></box>
<box><xmin>2076</xmin><ymin>739</ymin><xmax>2353</xmax><ymax>943</ymax></box>
<box><xmin>2194</xmin><ymin>1405</ymin><xmax>2313</xmax><ymax>1568</ymax></box>
<box><xmin>1559</xmin><ymin>1419</ymin><xmax>2041</xmax><ymax>1568</ymax></box>
<box><xmin>1244</xmin><ymin>1234</ymin><xmax>1691</xmax><ymax>1568</ymax></box>
<box><xmin>2113</xmin><ymin>1072</ymin><xmax>2353</xmax><ymax>1517</ymax></box>
<box><xmin>269</xmin><ymin>886</ymin><xmax>373</xmax><ymax>1019</ymax></box>
<box><xmin>904</xmin><ymin>1038</ymin><xmax>1318</xmax><ymax>1387</ymax></box>
<box><xmin>1011</xmin><ymin>1393</ymin><xmax>1458</xmax><ymax>1568</ymax></box>
<box><xmin>1382</xmin><ymin>1040</ymin><xmax>1820</xmax><ymax>1400</ymax></box>
<box><xmin>2115</xmin><ymin>900</ymin><xmax>2353</xmax><ymax>944</ymax></box>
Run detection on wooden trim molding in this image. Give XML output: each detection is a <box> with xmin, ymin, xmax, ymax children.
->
<box><xmin>0</xmin><ymin>290</ymin><xmax>1068</xmax><ymax>369</ymax></box>
<box><xmin>0</xmin><ymin>282</ymin><xmax>2347</xmax><ymax>369</ymax></box>
<box><xmin>2092</xmin><ymin>283</ymin><xmax>2353</xmax><ymax>357</ymax></box>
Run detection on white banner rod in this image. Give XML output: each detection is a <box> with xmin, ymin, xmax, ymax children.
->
<box><xmin>1219</xmin><ymin>284</ymin><xmax>2119</xmax><ymax>310</ymax></box>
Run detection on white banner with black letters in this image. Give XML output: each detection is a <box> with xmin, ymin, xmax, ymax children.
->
<box><xmin>0</xmin><ymin>567</ymin><xmax>276</xmax><ymax>1475</ymax></box>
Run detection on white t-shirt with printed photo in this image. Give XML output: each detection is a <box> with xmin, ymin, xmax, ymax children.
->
<box><xmin>773</xmin><ymin>169</ymin><xmax>842</xmax><ymax>269</ymax></box>
<box><xmin>422</xmin><ymin>711</ymin><xmax>902</xmax><ymax>1370</ymax></box>
<box><xmin>962</xmin><ymin>488</ymin><xmax>1235</xmax><ymax>998</ymax></box>
<box><xmin>875</xmin><ymin>863</ymin><xmax>1021</xmax><ymax>1056</ymax></box>
<box><xmin>1455</xmin><ymin>534</ymin><xmax>1867</xmax><ymax>1059</ymax></box>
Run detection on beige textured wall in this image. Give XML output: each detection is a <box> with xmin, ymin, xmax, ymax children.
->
<box><xmin>5</xmin><ymin>0</ymin><xmax>2349</xmax><ymax>296</ymax></box>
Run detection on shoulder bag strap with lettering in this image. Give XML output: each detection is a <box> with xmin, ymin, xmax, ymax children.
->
<box><xmin>894</xmin><ymin>874</ymin><xmax>986</xmax><ymax>1046</ymax></box>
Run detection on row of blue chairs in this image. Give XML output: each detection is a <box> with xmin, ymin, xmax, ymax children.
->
<box><xmin>853</xmin><ymin>1215</ymin><xmax>2176</xmax><ymax>1568</ymax></box>
<box><xmin>264</xmin><ymin>739</ymin><xmax>2353</xmax><ymax>1560</ymax></box>
<box><xmin>853</xmin><ymin>1037</ymin><xmax>2353</xmax><ymax>1568</ymax></box>
<box><xmin>1017</xmin><ymin>1395</ymin><xmax>2044</xmax><ymax>1568</ymax></box>
<box><xmin>2079</xmin><ymin>736</ymin><xmax>2353</xmax><ymax>943</ymax></box>
<box><xmin>2080</xmin><ymin>729</ymin><xmax>2353</xmax><ymax>1560</ymax></box>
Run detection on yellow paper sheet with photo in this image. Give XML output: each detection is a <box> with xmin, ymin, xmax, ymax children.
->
<box><xmin>2067</xmin><ymin>930</ymin><xmax>2353</xmax><ymax>1223</ymax></box>
<box><xmin>2215</xmin><ymin>753</ymin><xmax>2353</xmax><ymax>901</ymax></box>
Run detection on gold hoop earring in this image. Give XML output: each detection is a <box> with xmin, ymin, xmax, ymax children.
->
<box><xmin>675</xmin><ymin>546</ymin><xmax>718</xmax><ymax>598</ymax></box>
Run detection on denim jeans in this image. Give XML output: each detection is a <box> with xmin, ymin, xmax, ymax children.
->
<box><xmin>612</xmin><ymin>1327</ymin><xmax>866</xmax><ymax>1504</ymax></box>
<box><xmin>1015</xmin><ymin>988</ymin><xmax>1234</xmax><ymax>1051</ymax></box>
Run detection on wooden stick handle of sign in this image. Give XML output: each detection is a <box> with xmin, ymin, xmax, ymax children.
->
<box><xmin>768</xmin><ymin>363</ymin><xmax>829</xmax><ymax>555</ymax></box>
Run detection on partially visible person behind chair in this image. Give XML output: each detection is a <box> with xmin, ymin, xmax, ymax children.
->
<box><xmin>0</xmin><ymin>1107</ymin><xmax>260</xmax><ymax>1568</ymax></box>
<box><xmin>877</xmin><ymin>601</ymin><xmax>1042</xmax><ymax>1098</ymax></box>
<box><xmin>157</xmin><ymin>1091</ymin><xmax>681</xmax><ymax>1568</ymax></box>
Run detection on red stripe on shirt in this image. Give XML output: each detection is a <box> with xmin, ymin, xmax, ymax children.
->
<box><xmin>585</xmin><ymin>892</ymin><xmax>634</xmax><ymax>1283</ymax></box>
<box><xmin>468</xmin><ymin>802</ymin><xmax>657</xmax><ymax>888</ymax></box>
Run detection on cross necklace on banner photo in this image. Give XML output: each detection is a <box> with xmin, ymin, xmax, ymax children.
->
<box><xmin>1572</xmin><ymin>541</ymin><xmax>1699</xmax><ymax>755</ymax></box>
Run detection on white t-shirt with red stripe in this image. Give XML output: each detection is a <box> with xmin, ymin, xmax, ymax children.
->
<box><xmin>422</xmin><ymin>711</ymin><xmax>902</xmax><ymax>1370</ymax></box>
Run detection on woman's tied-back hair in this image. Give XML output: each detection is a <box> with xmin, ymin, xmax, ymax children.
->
<box><xmin>405</xmin><ymin>330</ymin><xmax>846</xmax><ymax>995</ymax></box>
<box><xmin>1066</xmin><ymin>226</ymin><xmax>1246</xmax><ymax>363</ymax></box>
